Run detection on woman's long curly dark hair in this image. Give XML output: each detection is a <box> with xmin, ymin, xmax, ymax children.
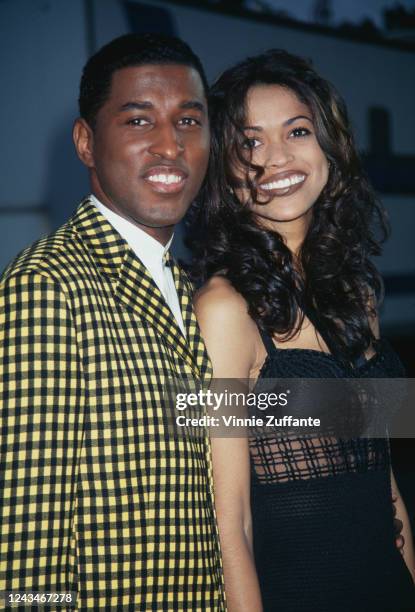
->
<box><xmin>189</xmin><ymin>49</ymin><xmax>389</xmax><ymax>363</ymax></box>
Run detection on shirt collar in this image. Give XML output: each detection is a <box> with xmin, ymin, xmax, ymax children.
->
<box><xmin>90</xmin><ymin>194</ymin><xmax>173</xmax><ymax>272</ymax></box>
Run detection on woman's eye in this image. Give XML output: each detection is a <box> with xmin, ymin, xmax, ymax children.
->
<box><xmin>127</xmin><ymin>117</ymin><xmax>150</xmax><ymax>126</ymax></box>
<box><xmin>290</xmin><ymin>127</ymin><xmax>311</xmax><ymax>138</ymax></box>
<box><xmin>242</xmin><ymin>137</ymin><xmax>261</xmax><ymax>149</ymax></box>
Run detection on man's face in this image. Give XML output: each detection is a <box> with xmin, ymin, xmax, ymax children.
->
<box><xmin>74</xmin><ymin>64</ymin><xmax>209</xmax><ymax>243</ymax></box>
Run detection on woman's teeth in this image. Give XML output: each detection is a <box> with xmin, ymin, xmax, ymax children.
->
<box><xmin>261</xmin><ymin>174</ymin><xmax>305</xmax><ymax>190</ymax></box>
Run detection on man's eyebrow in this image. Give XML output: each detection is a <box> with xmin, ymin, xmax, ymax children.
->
<box><xmin>118</xmin><ymin>101</ymin><xmax>153</xmax><ymax>112</ymax></box>
<box><xmin>118</xmin><ymin>100</ymin><xmax>206</xmax><ymax>113</ymax></box>
<box><xmin>244</xmin><ymin>115</ymin><xmax>313</xmax><ymax>131</ymax></box>
<box><xmin>179</xmin><ymin>100</ymin><xmax>206</xmax><ymax>112</ymax></box>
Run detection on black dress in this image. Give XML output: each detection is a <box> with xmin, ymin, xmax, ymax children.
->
<box><xmin>250</xmin><ymin>318</ymin><xmax>415</xmax><ymax>612</ymax></box>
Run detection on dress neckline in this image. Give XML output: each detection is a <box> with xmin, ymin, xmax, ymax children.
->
<box><xmin>258</xmin><ymin>338</ymin><xmax>385</xmax><ymax>380</ymax></box>
<box><xmin>258</xmin><ymin>303</ymin><xmax>372</xmax><ymax>372</ymax></box>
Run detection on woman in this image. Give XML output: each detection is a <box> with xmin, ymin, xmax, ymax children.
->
<box><xmin>192</xmin><ymin>50</ymin><xmax>415</xmax><ymax>611</ymax></box>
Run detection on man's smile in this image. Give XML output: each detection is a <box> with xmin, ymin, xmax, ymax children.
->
<box><xmin>142</xmin><ymin>164</ymin><xmax>188</xmax><ymax>194</ymax></box>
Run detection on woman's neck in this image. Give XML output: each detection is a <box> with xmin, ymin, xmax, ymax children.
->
<box><xmin>261</xmin><ymin>214</ymin><xmax>310</xmax><ymax>255</ymax></box>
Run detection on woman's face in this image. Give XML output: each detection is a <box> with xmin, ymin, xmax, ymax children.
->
<box><xmin>235</xmin><ymin>84</ymin><xmax>329</xmax><ymax>231</ymax></box>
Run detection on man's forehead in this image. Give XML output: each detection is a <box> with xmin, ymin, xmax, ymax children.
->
<box><xmin>110</xmin><ymin>63</ymin><xmax>206</xmax><ymax>100</ymax></box>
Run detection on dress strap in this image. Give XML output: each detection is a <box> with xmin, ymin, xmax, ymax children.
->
<box><xmin>304</xmin><ymin>304</ymin><xmax>367</xmax><ymax>367</ymax></box>
<box><xmin>353</xmin><ymin>352</ymin><xmax>367</xmax><ymax>368</ymax></box>
<box><xmin>259</xmin><ymin>308</ymin><xmax>367</xmax><ymax>366</ymax></box>
<box><xmin>303</xmin><ymin>304</ymin><xmax>339</xmax><ymax>358</ymax></box>
<box><xmin>259</xmin><ymin>327</ymin><xmax>277</xmax><ymax>356</ymax></box>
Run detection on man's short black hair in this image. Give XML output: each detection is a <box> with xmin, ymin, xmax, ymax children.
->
<box><xmin>79</xmin><ymin>33</ymin><xmax>208</xmax><ymax>128</ymax></box>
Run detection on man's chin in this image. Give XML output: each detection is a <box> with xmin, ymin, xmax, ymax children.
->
<box><xmin>140</xmin><ymin>205</ymin><xmax>189</xmax><ymax>228</ymax></box>
<box><xmin>139</xmin><ymin>212</ymin><xmax>185</xmax><ymax>229</ymax></box>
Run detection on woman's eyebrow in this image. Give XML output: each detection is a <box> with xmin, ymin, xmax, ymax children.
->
<box><xmin>284</xmin><ymin>114</ymin><xmax>313</xmax><ymax>126</ymax></box>
<box><xmin>244</xmin><ymin>115</ymin><xmax>312</xmax><ymax>131</ymax></box>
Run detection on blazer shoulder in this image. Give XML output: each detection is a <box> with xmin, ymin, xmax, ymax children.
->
<box><xmin>1</xmin><ymin>219</ymin><xmax>92</xmax><ymax>287</ymax></box>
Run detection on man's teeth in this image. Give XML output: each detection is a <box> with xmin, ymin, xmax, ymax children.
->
<box><xmin>147</xmin><ymin>174</ymin><xmax>183</xmax><ymax>184</ymax></box>
<box><xmin>261</xmin><ymin>175</ymin><xmax>305</xmax><ymax>190</ymax></box>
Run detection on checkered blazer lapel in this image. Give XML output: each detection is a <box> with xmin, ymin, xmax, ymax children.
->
<box><xmin>71</xmin><ymin>199</ymin><xmax>206</xmax><ymax>376</ymax></box>
<box><xmin>169</xmin><ymin>255</ymin><xmax>212</xmax><ymax>382</ymax></box>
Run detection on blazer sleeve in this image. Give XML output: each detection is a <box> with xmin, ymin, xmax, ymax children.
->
<box><xmin>0</xmin><ymin>270</ymin><xmax>85</xmax><ymax>594</ymax></box>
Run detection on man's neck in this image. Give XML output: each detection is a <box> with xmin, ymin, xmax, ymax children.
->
<box><xmin>91</xmin><ymin>191</ymin><xmax>174</xmax><ymax>246</ymax></box>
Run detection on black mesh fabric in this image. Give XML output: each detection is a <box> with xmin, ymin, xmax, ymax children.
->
<box><xmin>250</xmin><ymin>334</ymin><xmax>415</xmax><ymax>611</ymax></box>
<box><xmin>250</xmin><ymin>435</ymin><xmax>388</xmax><ymax>484</ymax></box>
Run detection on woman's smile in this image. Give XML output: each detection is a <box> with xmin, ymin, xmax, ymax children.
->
<box><xmin>258</xmin><ymin>170</ymin><xmax>307</xmax><ymax>197</ymax></box>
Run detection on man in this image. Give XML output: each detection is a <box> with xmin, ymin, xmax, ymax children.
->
<box><xmin>0</xmin><ymin>34</ymin><xmax>225</xmax><ymax>610</ymax></box>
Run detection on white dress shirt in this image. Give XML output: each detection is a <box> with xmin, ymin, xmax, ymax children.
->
<box><xmin>91</xmin><ymin>195</ymin><xmax>186</xmax><ymax>336</ymax></box>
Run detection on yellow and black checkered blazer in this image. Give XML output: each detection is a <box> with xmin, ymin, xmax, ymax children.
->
<box><xmin>0</xmin><ymin>199</ymin><xmax>225</xmax><ymax>611</ymax></box>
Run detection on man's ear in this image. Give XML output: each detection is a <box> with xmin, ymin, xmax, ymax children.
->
<box><xmin>73</xmin><ymin>118</ymin><xmax>95</xmax><ymax>168</ymax></box>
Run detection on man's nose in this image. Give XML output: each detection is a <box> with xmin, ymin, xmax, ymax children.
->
<box><xmin>148</xmin><ymin>124</ymin><xmax>184</xmax><ymax>160</ymax></box>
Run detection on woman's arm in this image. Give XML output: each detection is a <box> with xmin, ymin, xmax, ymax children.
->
<box><xmin>391</xmin><ymin>468</ymin><xmax>415</xmax><ymax>582</ymax></box>
<box><xmin>369</xmin><ymin>308</ymin><xmax>414</xmax><ymax>576</ymax></box>
<box><xmin>210</xmin><ymin>435</ymin><xmax>262</xmax><ymax>611</ymax></box>
<box><xmin>195</xmin><ymin>278</ymin><xmax>263</xmax><ymax>612</ymax></box>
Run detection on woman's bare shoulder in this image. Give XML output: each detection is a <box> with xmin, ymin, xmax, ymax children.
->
<box><xmin>194</xmin><ymin>276</ymin><xmax>262</xmax><ymax>377</ymax></box>
<box><xmin>194</xmin><ymin>276</ymin><xmax>249</xmax><ymax>317</ymax></box>
<box><xmin>194</xmin><ymin>277</ymin><xmax>256</xmax><ymax>335</ymax></box>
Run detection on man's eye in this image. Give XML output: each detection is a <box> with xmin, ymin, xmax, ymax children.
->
<box><xmin>290</xmin><ymin>127</ymin><xmax>311</xmax><ymax>138</ymax></box>
<box><xmin>127</xmin><ymin>118</ymin><xmax>150</xmax><ymax>126</ymax></box>
<box><xmin>178</xmin><ymin>117</ymin><xmax>201</xmax><ymax>127</ymax></box>
<box><xmin>242</xmin><ymin>138</ymin><xmax>261</xmax><ymax>149</ymax></box>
